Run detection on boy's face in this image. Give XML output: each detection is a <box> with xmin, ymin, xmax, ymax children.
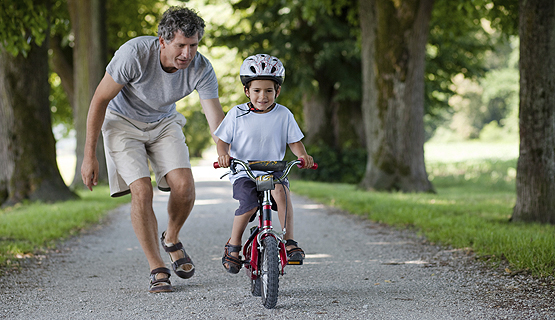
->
<box><xmin>245</xmin><ymin>80</ymin><xmax>280</xmax><ymax>111</ymax></box>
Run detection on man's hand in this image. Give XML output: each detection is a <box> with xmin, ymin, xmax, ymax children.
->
<box><xmin>80</xmin><ymin>72</ymin><xmax>123</xmax><ymax>191</ymax></box>
<box><xmin>81</xmin><ymin>156</ymin><xmax>99</xmax><ymax>191</ymax></box>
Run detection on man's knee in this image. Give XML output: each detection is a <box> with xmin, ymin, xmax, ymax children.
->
<box><xmin>166</xmin><ymin>169</ymin><xmax>195</xmax><ymax>198</ymax></box>
<box><xmin>171</xmin><ymin>181</ymin><xmax>195</xmax><ymax>202</ymax></box>
<box><xmin>130</xmin><ymin>178</ymin><xmax>154</xmax><ymax>205</ymax></box>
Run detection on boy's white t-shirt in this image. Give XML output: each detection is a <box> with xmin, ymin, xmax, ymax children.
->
<box><xmin>214</xmin><ymin>103</ymin><xmax>304</xmax><ymax>184</ymax></box>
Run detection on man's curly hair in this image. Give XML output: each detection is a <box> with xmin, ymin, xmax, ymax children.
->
<box><xmin>158</xmin><ymin>6</ymin><xmax>205</xmax><ymax>42</ymax></box>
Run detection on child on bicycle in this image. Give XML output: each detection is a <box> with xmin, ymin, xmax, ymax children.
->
<box><xmin>214</xmin><ymin>54</ymin><xmax>314</xmax><ymax>274</ymax></box>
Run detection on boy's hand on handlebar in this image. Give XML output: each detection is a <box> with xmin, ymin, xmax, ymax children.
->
<box><xmin>217</xmin><ymin>154</ymin><xmax>231</xmax><ymax>168</ymax></box>
<box><xmin>299</xmin><ymin>155</ymin><xmax>314</xmax><ymax>169</ymax></box>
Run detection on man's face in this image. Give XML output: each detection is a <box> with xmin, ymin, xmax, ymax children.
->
<box><xmin>159</xmin><ymin>31</ymin><xmax>199</xmax><ymax>72</ymax></box>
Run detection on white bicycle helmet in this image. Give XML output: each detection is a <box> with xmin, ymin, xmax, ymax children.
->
<box><xmin>240</xmin><ymin>54</ymin><xmax>285</xmax><ymax>86</ymax></box>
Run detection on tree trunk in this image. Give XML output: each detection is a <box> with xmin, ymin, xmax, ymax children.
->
<box><xmin>302</xmin><ymin>82</ymin><xmax>365</xmax><ymax>149</ymax></box>
<box><xmin>302</xmin><ymin>86</ymin><xmax>336</xmax><ymax>146</ymax></box>
<box><xmin>68</xmin><ymin>0</ymin><xmax>108</xmax><ymax>189</ymax></box>
<box><xmin>359</xmin><ymin>0</ymin><xmax>435</xmax><ymax>193</ymax></box>
<box><xmin>50</xmin><ymin>35</ymin><xmax>75</xmax><ymax>111</ymax></box>
<box><xmin>0</xmin><ymin>40</ymin><xmax>77</xmax><ymax>206</ymax></box>
<box><xmin>512</xmin><ymin>0</ymin><xmax>555</xmax><ymax>224</ymax></box>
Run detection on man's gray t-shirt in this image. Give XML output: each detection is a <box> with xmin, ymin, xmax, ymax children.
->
<box><xmin>106</xmin><ymin>36</ymin><xmax>219</xmax><ymax>123</ymax></box>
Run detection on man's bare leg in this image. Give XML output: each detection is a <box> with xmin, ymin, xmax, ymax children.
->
<box><xmin>162</xmin><ymin>168</ymin><xmax>195</xmax><ymax>266</ymax></box>
<box><xmin>129</xmin><ymin>177</ymin><xmax>165</xmax><ymax>271</ymax></box>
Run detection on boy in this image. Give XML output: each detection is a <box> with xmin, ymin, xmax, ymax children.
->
<box><xmin>215</xmin><ymin>54</ymin><xmax>314</xmax><ymax>273</ymax></box>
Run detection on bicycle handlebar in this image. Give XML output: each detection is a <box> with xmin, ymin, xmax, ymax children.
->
<box><xmin>213</xmin><ymin>158</ymin><xmax>317</xmax><ymax>181</ymax></box>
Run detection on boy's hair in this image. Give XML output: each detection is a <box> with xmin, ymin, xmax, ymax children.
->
<box><xmin>244</xmin><ymin>80</ymin><xmax>281</xmax><ymax>92</ymax></box>
<box><xmin>158</xmin><ymin>6</ymin><xmax>205</xmax><ymax>42</ymax></box>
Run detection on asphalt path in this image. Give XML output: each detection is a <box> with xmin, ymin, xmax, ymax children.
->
<box><xmin>1</xmin><ymin>164</ymin><xmax>554</xmax><ymax>319</ymax></box>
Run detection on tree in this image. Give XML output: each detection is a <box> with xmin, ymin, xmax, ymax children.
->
<box><xmin>0</xmin><ymin>0</ymin><xmax>76</xmax><ymax>206</ymax></box>
<box><xmin>67</xmin><ymin>0</ymin><xmax>108</xmax><ymax>188</ymax></box>
<box><xmin>512</xmin><ymin>0</ymin><xmax>555</xmax><ymax>223</ymax></box>
<box><xmin>358</xmin><ymin>0</ymin><xmax>435</xmax><ymax>192</ymax></box>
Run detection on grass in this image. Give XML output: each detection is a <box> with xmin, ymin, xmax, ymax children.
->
<box><xmin>290</xmin><ymin>143</ymin><xmax>555</xmax><ymax>278</ymax></box>
<box><xmin>0</xmin><ymin>186</ymin><xmax>130</xmax><ymax>270</ymax></box>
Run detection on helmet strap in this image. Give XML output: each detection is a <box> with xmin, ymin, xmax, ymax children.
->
<box><xmin>248</xmin><ymin>102</ymin><xmax>275</xmax><ymax>113</ymax></box>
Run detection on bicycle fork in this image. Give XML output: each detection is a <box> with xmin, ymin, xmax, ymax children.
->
<box><xmin>244</xmin><ymin>190</ymin><xmax>288</xmax><ymax>278</ymax></box>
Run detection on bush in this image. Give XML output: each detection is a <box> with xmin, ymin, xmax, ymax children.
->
<box><xmin>182</xmin><ymin>110</ymin><xmax>213</xmax><ymax>158</ymax></box>
<box><xmin>288</xmin><ymin>142</ymin><xmax>367</xmax><ymax>184</ymax></box>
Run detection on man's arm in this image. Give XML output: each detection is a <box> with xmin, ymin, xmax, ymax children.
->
<box><xmin>81</xmin><ymin>72</ymin><xmax>124</xmax><ymax>190</ymax></box>
<box><xmin>199</xmin><ymin>97</ymin><xmax>225</xmax><ymax>142</ymax></box>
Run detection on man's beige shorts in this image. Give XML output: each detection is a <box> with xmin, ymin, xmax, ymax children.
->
<box><xmin>102</xmin><ymin>110</ymin><xmax>191</xmax><ymax>197</ymax></box>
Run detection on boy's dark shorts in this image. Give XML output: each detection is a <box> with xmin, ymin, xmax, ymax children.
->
<box><xmin>232</xmin><ymin>175</ymin><xmax>289</xmax><ymax>216</ymax></box>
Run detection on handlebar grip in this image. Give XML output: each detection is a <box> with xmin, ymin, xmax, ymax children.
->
<box><xmin>214</xmin><ymin>157</ymin><xmax>234</xmax><ymax>169</ymax></box>
<box><xmin>297</xmin><ymin>158</ymin><xmax>318</xmax><ymax>169</ymax></box>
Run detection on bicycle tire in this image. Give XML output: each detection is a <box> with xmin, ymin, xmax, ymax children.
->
<box><xmin>248</xmin><ymin>242</ymin><xmax>262</xmax><ymax>296</ymax></box>
<box><xmin>251</xmin><ymin>277</ymin><xmax>261</xmax><ymax>296</ymax></box>
<box><xmin>260</xmin><ymin>236</ymin><xmax>279</xmax><ymax>309</ymax></box>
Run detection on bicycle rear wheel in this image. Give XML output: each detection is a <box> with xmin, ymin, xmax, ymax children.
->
<box><xmin>260</xmin><ymin>236</ymin><xmax>279</xmax><ymax>309</ymax></box>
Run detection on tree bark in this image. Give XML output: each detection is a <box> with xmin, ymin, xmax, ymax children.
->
<box><xmin>512</xmin><ymin>0</ymin><xmax>555</xmax><ymax>224</ymax></box>
<box><xmin>0</xmin><ymin>40</ymin><xmax>77</xmax><ymax>206</ymax></box>
<box><xmin>68</xmin><ymin>0</ymin><xmax>108</xmax><ymax>188</ymax></box>
<box><xmin>50</xmin><ymin>35</ymin><xmax>75</xmax><ymax>110</ymax></box>
<box><xmin>302</xmin><ymin>85</ymin><xmax>365</xmax><ymax>150</ymax></box>
<box><xmin>359</xmin><ymin>0</ymin><xmax>435</xmax><ymax>193</ymax></box>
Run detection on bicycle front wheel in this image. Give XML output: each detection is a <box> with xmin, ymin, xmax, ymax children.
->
<box><xmin>260</xmin><ymin>236</ymin><xmax>279</xmax><ymax>309</ymax></box>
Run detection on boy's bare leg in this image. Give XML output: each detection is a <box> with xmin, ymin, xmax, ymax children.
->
<box><xmin>229</xmin><ymin>208</ymin><xmax>256</xmax><ymax>246</ymax></box>
<box><xmin>272</xmin><ymin>185</ymin><xmax>297</xmax><ymax>251</ymax></box>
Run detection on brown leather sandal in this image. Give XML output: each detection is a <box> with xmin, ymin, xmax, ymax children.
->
<box><xmin>222</xmin><ymin>239</ymin><xmax>242</xmax><ymax>274</ymax></box>
<box><xmin>161</xmin><ymin>231</ymin><xmax>195</xmax><ymax>279</ymax></box>
<box><xmin>149</xmin><ymin>267</ymin><xmax>173</xmax><ymax>293</ymax></box>
<box><xmin>286</xmin><ymin>239</ymin><xmax>305</xmax><ymax>265</ymax></box>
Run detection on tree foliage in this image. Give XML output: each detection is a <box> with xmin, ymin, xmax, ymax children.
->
<box><xmin>0</xmin><ymin>0</ymin><xmax>50</xmax><ymax>57</ymax></box>
<box><xmin>105</xmin><ymin>0</ymin><xmax>164</xmax><ymax>54</ymax></box>
<box><xmin>212</xmin><ymin>0</ymin><xmax>361</xmax><ymax>125</ymax></box>
<box><xmin>210</xmin><ymin>0</ymin><xmax>365</xmax><ymax>182</ymax></box>
<box><xmin>49</xmin><ymin>0</ymin><xmax>163</xmax><ymax>133</ymax></box>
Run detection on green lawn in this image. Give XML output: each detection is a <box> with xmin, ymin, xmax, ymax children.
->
<box><xmin>0</xmin><ymin>186</ymin><xmax>130</xmax><ymax>270</ymax></box>
<box><xmin>291</xmin><ymin>142</ymin><xmax>555</xmax><ymax>277</ymax></box>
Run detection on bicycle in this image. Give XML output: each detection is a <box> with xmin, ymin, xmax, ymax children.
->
<box><xmin>214</xmin><ymin>158</ymin><xmax>317</xmax><ymax>309</ymax></box>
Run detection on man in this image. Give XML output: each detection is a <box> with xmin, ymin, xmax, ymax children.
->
<box><xmin>81</xmin><ymin>6</ymin><xmax>224</xmax><ymax>293</ymax></box>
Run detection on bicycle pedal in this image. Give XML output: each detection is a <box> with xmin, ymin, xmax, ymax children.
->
<box><xmin>287</xmin><ymin>260</ymin><xmax>303</xmax><ymax>265</ymax></box>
